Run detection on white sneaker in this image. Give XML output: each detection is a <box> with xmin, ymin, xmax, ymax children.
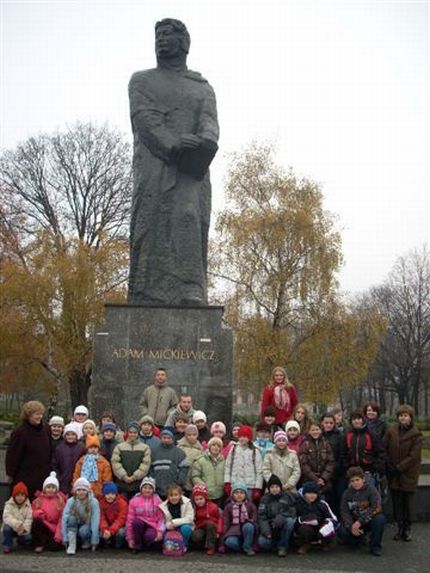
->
<box><xmin>66</xmin><ymin>531</ymin><xmax>77</xmax><ymax>555</ymax></box>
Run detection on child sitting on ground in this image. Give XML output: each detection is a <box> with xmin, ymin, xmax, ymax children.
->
<box><xmin>1</xmin><ymin>482</ymin><xmax>32</xmax><ymax>554</ymax></box>
<box><xmin>160</xmin><ymin>484</ymin><xmax>194</xmax><ymax>551</ymax></box>
<box><xmin>99</xmin><ymin>482</ymin><xmax>128</xmax><ymax>549</ymax></box>
<box><xmin>338</xmin><ymin>466</ymin><xmax>386</xmax><ymax>556</ymax></box>
<box><xmin>221</xmin><ymin>480</ymin><xmax>258</xmax><ymax>556</ymax></box>
<box><xmin>257</xmin><ymin>475</ymin><xmax>296</xmax><ymax>557</ymax></box>
<box><xmin>61</xmin><ymin>477</ymin><xmax>100</xmax><ymax>555</ymax></box>
<box><xmin>294</xmin><ymin>482</ymin><xmax>337</xmax><ymax>555</ymax></box>
<box><xmin>31</xmin><ymin>472</ymin><xmax>66</xmax><ymax>553</ymax></box>
<box><xmin>190</xmin><ymin>484</ymin><xmax>222</xmax><ymax>555</ymax></box>
<box><xmin>126</xmin><ymin>476</ymin><xmax>164</xmax><ymax>553</ymax></box>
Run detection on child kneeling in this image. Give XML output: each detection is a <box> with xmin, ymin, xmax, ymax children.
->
<box><xmin>99</xmin><ymin>481</ymin><xmax>128</xmax><ymax>548</ymax></box>
<box><xmin>61</xmin><ymin>477</ymin><xmax>100</xmax><ymax>554</ymax></box>
<box><xmin>32</xmin><ymin>472</ymin><xmax>66</xmax><ymax>552</ymax></box>
<box><xmin>160</xmin><ymin>484</ymin><xmax>194</xmax><ymax>550</ymax></box>
<box><xmin>126</xmin><ymin>476</ymin><xmax>164</xmax><ymax>552</ymax></box>
<box><xmin>190</xmin><ymin>484</ymin><xmax>222</xmax><ymax>555</ymax></box>
<box><xmin>1</xmin><ymin>482</ymin><xmax>32</xmax><ymax>554</ymax></box>
<box><xmin>338</xmin><ymin>466</ymin><xmax>386</xmax><ymax>556</ymax></box>
<box><xmin>221</xmin><ymin>481</ymin><xmax>258</xmax><ymax>556</ymax></box>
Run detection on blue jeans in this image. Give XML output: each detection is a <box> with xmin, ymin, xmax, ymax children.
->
<box><xmin>258</xmin><ymin>517</ymin><xmax>295</xmax><ymax>550</ymax></box>
<box><xmin>178</xmin><ymin>524</ymin><xmax>193</xmax><ymax>548</ymax></box>
<box><xmin>66</xmin><ymin>516</ymin><xmax>92</xmax><ymax>546</ymax></box>
<box><xmin>2</xmin><ymin>524</ymin><xmax>32</xmax><ymax>549</ymax></box>
<box><xmin>338</xmin><ymin>513</ymin><xmax>386</xmax><ymax>551</ymax></box>
<box><xmin>224</xmin><ymin>522</ymin><xmax>255</xmax><ymax>552</ymax></box>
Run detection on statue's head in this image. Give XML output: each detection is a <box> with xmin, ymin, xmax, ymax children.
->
<box><xmin>155</xmin><ymin>18</ymin><xmax>191</xmax><ymax>60</ymax></box>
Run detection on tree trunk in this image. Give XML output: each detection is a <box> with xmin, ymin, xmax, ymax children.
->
<box><xmin>68</xmin><ymin>367</ymin><xmax>91</xmax><ymax>409</ymax></box>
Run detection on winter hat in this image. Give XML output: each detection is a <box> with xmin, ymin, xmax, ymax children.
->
<box><xmin>237</xmin><ymin>425</ymin><xmax>253</xmax><ymax>441</ymax></box>
<box><xmin>102</xmin><ymin>481</ymin><xmax>118</xmax><ymax>495</ymax></box>
<box><xmin>231</xmin><ymin>480</ymin><xmax>248</xmax><ymax>496</ymax></box>
<box><xmin>185</xmin><ymin>424</ymin><xmax>198</xmax><ymax>435</ymax></box>
<box><xmin>302</xmin><ymin>481</ymin><xmax>320</xmax><ymax>495</ymax></box>
<box><xmin>82</xmin><ymin>419</ymin><xmax>96</xmax><ymax>431</ymax></box>
<box><xmin>140</xmin><ymin>476</ymin><xmax>156</xmax><ymax>491</ymax></box>
<box><xmin>192</xmin><ymin>484</ymin><xmax>208</xmax><ymax>500</ymax></box>
<box><xmin>63</xmin><ymin>421</ymin><xmax>83</xmax><ymax>439</ymax></box>
<box><xmin>263</xmin><ymin>406</ymin><xmax>276</xmax><ymax>417</ymax></box>
<box><xmin>74</xmin><ymin>405</ymin><xmax>89</xmax><ymax>416</ymax></box>
<box><xmin>273</xmin><ymin>430</ymin><xmax>288</xmax><ymax>443</ymax></box>
<box><xmin>207</xmin><ymin>436</ymin><xmax>223</xmax><ymax>449</ymax></box>
<box><xmin>49</xmin><ymin>415</ymin><xmax>64</xmax><ymax>426</ymax></box>
<box><xmin>73</xmin><ymin>477</ymin><xmax>91</xmax><ymax>492</ymax></box>
<box><xmin>255</xmin><ymin>422</ymin><xmax>271</xmax><ymax>433</ymax></box>
<box><xmin>210</xmin><ymin>421</ymin><xmax>226</xmax><ymax>435</ymax></box>
<box><xmin>285</xmin><ymin>420</ymin><xmax>301</xmax><ymax>433</ymax></box>
<box><xmin>101</xmin><ymin>422</ymin><xmax>116</xmax><ymax>433</ymax></box>
<box><xmin>12</xmin><ymin>482</ymin><xmax>29</xmax><ymax>498</ymax></box>
<box><xmin>267</xmin><ymin>474</ymin><xmax>283</xmax><ymax>490</ymax></box>
<box><xmin>160</xmin><ymin>428</ymin><xmax>174</xmax><ymax>439</ymax></box>
<box><xmin>43</xmin><ymin>471</ymin><xmax>59</xmax><ymax>491</ymax></box>
<box><xmin>140</xmin><ymin>415</ymin><xmax>155</xmax><ymax>425</ymax></box>
<box><xmin>193</xmin><ymin>410</ymin><xmax>207</xmax><ymax>424</ymax></box>
<box><xmin>86</xmin><ymin>435</ymin><xmax>101</xmax><ymax>449</ymax></box>
<box><xmin>127</xmin><ymin>421</ymin><xmax>141</xmax><ymax>433</ymax></box>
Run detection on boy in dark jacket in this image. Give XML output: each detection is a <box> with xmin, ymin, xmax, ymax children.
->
<box><xmin>257</xmin><ymin>475</ymin><xmax>296</xmax><ymax>557</ymax></box>
<box><xmin>150</xmin><ymin>428</ymin><xmax>189</xmax><ymax>499</ymax></box>
<box><xmin>321</xmin><ymin>413</ymin><xmax>345</xmax><ymax>513</ymax></box>
<box><xmin>294</xmin><ymin>482</ymin><xmax>337</xmax><ymax>554</ymax></box>
<box><xmin>338</xmin><ymin>466</ymin><xmax>386</xmax><ymax>556</ymax></box>
<box><xmin>100</xmin><ymin>423</ymin><xmax>119</xmax><ymax>462</ymax></box>
<box><xmin>99</xmin><ymin>482</ymin><xmax>128</xmax><ymax>548</ymax></box>
<box><xmin>299</xmin><ymin>421</ymin><xmax>335</xmax><ymax>494</ymax></box>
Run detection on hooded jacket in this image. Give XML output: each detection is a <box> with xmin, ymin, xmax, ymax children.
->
<box><xmin>1</xmin><ymin>497</ymin><xmax>32</xmax><ymax>534</ymax></box>
<box><xmin>31</xmin><ymin>491</ymin><xmax>67</xmax><ymax>541</ymax></box>
<box><xmin>126</xmin><ymin>492</ymin><xmax>164</xmax><ymax>544</ymax></box>
<box><xmin>61</xmin><ymin>490</ymin><xmax>100</xmax><ymax>545</ymax></box>
<box><xmin>261</xmin><ymin>446</ymin><xmax>301</xmax><ymax>490</ymax></box>
<box><xmin>191</xmin><ymin>451</ymin><xmax>225</xmax><ymax>500</ymax></box>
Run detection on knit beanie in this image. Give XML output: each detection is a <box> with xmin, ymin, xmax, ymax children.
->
<box><xmin>185</xmin><ymin>424</ymin><xmax>198</xmax><ymax>435</ymax></box>
<box><xmin>140</xmin><ymin>476</ymin><xmax>156</xmax><ymax>491</ymax></box>
<box><xmin>210</xmin><ymin>421</ymin><xmax>226</xmax><ymax>435</ymax></box>
<box><xmin>160</xmin><ymin>428</ymin><xmax>174</xmax><ymax>439</ymax></box>
<box><xmin>267</xmin><ymin>474</ymin><xmax>283</xmax><ymax>490</ymax></box>
<box><xmin>73</xmin><ymin>477</ymin><xmax>91</xmax><ymax>493</ymax></box>
<box><xmin>49</xmin><ymin>415</ymin><xmax>64</xmax><ymax>426</ymax></box>
<box><xmin>231</xmin><ymin>480</ymin><xmax>248</xmax><ymax>496</ymax></box>
<box><xmin>74</xmin><ymin>405</ymin><xmax>89</xmax><ymax>416</ymax></box>
<box><xmin>12</xmin><ymin>482</ymin><xmax>29</xmax><ymax>498</ymax></box>
<box><xmin>302</xmin><ymin>481</ymin><xmax>320</xmax><ymax>495</ymax></box>
<box><xmin>255</xmin><ymin>422</ymin><xmax>271</xmax><ymax>433</ymax></box>
<box><xmin>237</xmin><ymin>425</ymin><xmax>253</xmax><ymax>441</ymax></box>
<box><xmin>101</xmin><ymin>422</ymin><xmax>117</xmax><ymax>433</ymax></box>
<box><xmin>140</xmin><ymin>415</ymin><xmax>155</xmax><ymax>425</ymax></box>
<box><xmin>82</xmin><ymin>419</ymin><xmax>96</xmax><ymax>431</ymax></box>
<box><xmin>285</xmin><ymin>420</ymin><xmax>300</xmax><ymax>433</ymax></box>
<box><xmin>102</xmin><ymin>481</ymin><xmax>118</xmax><ymax>496</ymax></box>
<box><xmin>43</xmin><ymin>471</ymin><xmax>59</xmax><ymax>491</ymax></box>
<box><xmin>86</xmin><ymin>435</ymin><xmax>101</xmax><ymax>449</ymax></box>
<box><xmin>63</xmin><ymin>421</ymin><xmax>82</xmax><ymax>439</ymax></box>
<box><xmin>127</xmin><ymin>420</ymin><xmax>141</xmax><ymax>433</ymax></box>
<box><xmin>273</xmin><ymin>430</ymin><xmax>288</xmax><ymax>443</ymax></box>
<box><xmin>192</xmin><ymin>484</ymin><xmax>208</xmax><ymax>500</ymax></box>
<box><xmin>192</xmin><ymin>410</ymin><xmax>207</xmax><ymax>424</ymax></box>
<box><xmin>207</xmin><ymin>436</ymin><xmax>223</xmax><ymax>449</ymax></box>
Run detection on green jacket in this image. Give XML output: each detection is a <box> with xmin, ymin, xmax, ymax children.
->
<box><xmin>111</xmin><ymin>438</ymin><xmax>151</xmax><ymax>495</ymax></box>
<box><xmin>191</xmin><ymin>451</ymin><xmax>225</xmax><ymax>500</ymax></box>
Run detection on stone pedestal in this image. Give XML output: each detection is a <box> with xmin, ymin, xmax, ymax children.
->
<box><xmin>90</xmin><ymin>304</ymin><xmax>233</xmax><ymax>426</ymax></box>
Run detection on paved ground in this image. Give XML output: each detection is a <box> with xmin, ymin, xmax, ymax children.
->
<box><xmin>1</xmin><ymin>523</ymin><xmax>429</xmax><ymax>573</ymax></box>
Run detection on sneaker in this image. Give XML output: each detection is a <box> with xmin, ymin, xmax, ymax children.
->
<box><xmin>34</xmin><ymin>546</ymin><xmax>44</xmax><ymax>553</ymax></box>
<box><xmin>81</xmin><ymin>543</ymin><xmax>91</xmax><ymax>550</ymax></box>
<box><xmin>297</xmin><ymin>544</ymin><xmax>310</xmax><ymax>555</ymax></box>
<box><xmin>206</xmin><ymin>548</ymin><xmax>216</xmax><ymax>555</ymax></box>
<box><xmin>245</xmin><ymin>549</ymin><xmax>256</xmax><ymax>556</ymax></box>
<box><xmin>370</xmin><ymin>547</ymin><xmax>382</xmax><ymax>556</ymax></box>
<box><xmin>3</xmin><ymin>546</ymin><xmax>12</xmax><ymax>554</ymax></box>
<box><xmin>277</xmin><ymin>547</ymin><xmax>287</xmax><ymax>557</ymax></box>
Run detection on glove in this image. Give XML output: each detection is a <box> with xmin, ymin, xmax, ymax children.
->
<box><xmin>224</xmin><ymin>483</ymin><xmax>232</xmax><ymax>497</ymax></box>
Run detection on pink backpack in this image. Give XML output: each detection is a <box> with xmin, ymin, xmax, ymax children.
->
<box><xmin>162</xmin><ymin>530</ymin><xmax>186</xmax><ymax>557</ymax></box>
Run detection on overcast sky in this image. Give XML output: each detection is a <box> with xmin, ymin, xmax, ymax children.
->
<box><xmin>1</xmin><ymin>0</ymin><xmax>428</xmax><ymax>295</ymax></box>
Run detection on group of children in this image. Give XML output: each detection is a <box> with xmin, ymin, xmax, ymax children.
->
<box><xmin>1</xmin><ymin>401</ymin><xmax>423</xmax><ymax>559</ymax></box>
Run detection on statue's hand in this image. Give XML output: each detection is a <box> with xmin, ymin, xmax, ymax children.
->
<box><xmin>180</xmin><ymin>134</ymin><xmax>201</xmax><ymax>150</ymax></box>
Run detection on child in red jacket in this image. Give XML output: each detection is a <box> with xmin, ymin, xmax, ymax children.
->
<box><xmin>99</xmin><ymin>482</ymin><xmax>128</xmax><ymax>548</ymax></box>
<box><xmin>190</xmin><ymin>484</ymin><xmax>222</xmax><ymax>555</ymax></box>
<box><xmin>31</xmin><ymin>471</ymin><xmax>66</xmax><ymax>553</ymax></box>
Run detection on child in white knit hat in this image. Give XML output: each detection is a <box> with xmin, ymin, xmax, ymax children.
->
<box><xmin>31</xmin><ymin>471</ymin><xmax>66</xmax><ymax>553</ymax></box>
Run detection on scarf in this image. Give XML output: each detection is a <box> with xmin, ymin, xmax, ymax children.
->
<box><xmin>81</xmin><ymin>453</ymin><xmax>99</xmax><ymax>482</ymax></box>
<box><xmin>273</xmin><ymin>383</ymin><xmax>290</xmax><ymax>410</ymax></box>
<box><xmin>231</xmin><ymin>501</ymin><xmax>248</xmax><ymax>526</ymax></box>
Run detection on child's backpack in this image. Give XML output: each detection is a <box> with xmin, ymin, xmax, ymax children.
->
<box><xmin>162</xmin><ymin>530</ymin><xmax>186</xmax><ymax>557</ymax></box>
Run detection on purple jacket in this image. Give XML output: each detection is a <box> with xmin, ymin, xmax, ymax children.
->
<box><xmin>52</xmin><ymin>440</ymin><xmax>86</xmax><ymax>494</ymax></box>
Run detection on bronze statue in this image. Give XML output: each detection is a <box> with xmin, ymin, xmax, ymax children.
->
<box><xmin>128</xmin><ymin>19</ymin><xmax>219</xmax><ymax>305</ymax></box>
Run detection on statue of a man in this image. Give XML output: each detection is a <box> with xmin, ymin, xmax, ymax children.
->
<box><xmin>128</xmin><ymin>19</ymin><xmax>219</xmax><ymax>306</ymax></box>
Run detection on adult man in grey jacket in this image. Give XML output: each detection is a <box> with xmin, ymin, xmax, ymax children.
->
<box><xmin>139</xmin><ymin>369</ymin><xmax>178</xmax><ymax>427</ymax></box>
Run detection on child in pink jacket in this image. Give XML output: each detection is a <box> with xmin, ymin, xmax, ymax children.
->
<box><xmin>126</xmin><ymin>477</ymin><xmax>165</xmax><ymax>553</ymax></box>
<box><xmin>31</xmin><ymin>472</ymin><xmax>67</xmax><ymax>553</ymax></box>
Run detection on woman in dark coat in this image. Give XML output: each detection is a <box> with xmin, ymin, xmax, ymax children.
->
<box><xmin>5</xmin><ymin>400</ymin><xmax>52</xmax><ymax>500</ymax></box>
<box><xmin>383</xmin><ymin>404</ymin><xmax>422</xmax><ymax>542</ymax></box>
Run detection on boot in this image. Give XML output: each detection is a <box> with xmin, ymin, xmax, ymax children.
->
<box><xmin>402</xmin><ymin>521</ymin><xmax>412</xmax><ymax>542</ymax></box>
<box><xmin>393</xmin><ymin>523</ymin><xmax>403</xmax><ymax>541</ymax></box>
<box><xmin>66</xmin><ymin>531</ymin><xmax>77</xmax><ymax>555</ymax></box>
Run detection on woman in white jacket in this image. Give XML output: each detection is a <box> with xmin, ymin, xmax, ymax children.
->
<box><xmin>224</xmin><ymin>425</ymin><xmax>263</xmax><ymax>504</ymax></box>
<box><xmin>159</xmin><ymin>484</ymin><xmax>194</xmax><ymax>549</ymax></box>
